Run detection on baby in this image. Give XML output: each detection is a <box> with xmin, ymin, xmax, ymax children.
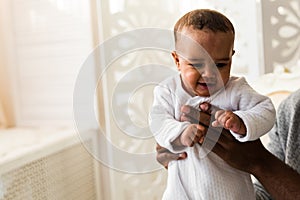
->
<box><xmin>150</xmin><ymin>9</ymin><xmax>275</xmax><ymax>199</ymax></box>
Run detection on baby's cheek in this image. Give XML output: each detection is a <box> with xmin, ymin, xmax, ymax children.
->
<box><xmin>186</xmin><ymin>70</ymin><xmax>199</xmax><ymax>79</ymax></box>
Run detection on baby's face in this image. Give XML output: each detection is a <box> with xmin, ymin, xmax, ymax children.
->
<box><xmin>173</xmin><ymin>27</ymin><xmax>234</xmax><ymax>97</ymax></box>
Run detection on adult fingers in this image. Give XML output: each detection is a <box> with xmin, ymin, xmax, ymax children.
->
<box><xmin>198</xmin><ymin>111</ymin><xmax>212</xmax><ymax>127</ymax></box>
<box><xmin>181</xmin><ymin>105</ymin><xmax>212</xmax><ymax>127</ymax></box>
<box><xmin>213</xmin><ymin>128</ymin><xmax>236</xmax><ymax>148</ymax></box>
<box><xmin>156</xmin><ymin>143</ymin><xmax>163</xmax><ymax>151</ymax></box>
<box><xmin>203</xmin><ymin>126</ymin><xmax>232</xmax><ymax>148</ymax></box>
<box><xmin>156</xmin><ymin>144</ymin><xmax>187</xmax><ymax>168</ymax></box>
<box><xmin>187</xmin><ymin>137</ymin><xmax>195</xmax><ymax>147</ymax></box>
<box><xmin>180</xmin><ymin>113</ymin><xmax>198</xmax><ymax>124</ymax></box>
<box><xmin>181</xmin><ymin>105</ymin><xmax>200</xmax><ymax>123</ymax></box>
<box><xmin>157</xmin><ymin>152</ymin><xmax>183</xmax><ymax>169</ymax></box>
<box><xmin>204</xmin><ymin>128</ymin><xmax>231</xmax><ymax>159</ymax></box>
<box><xmin>192</xmin><ymin>124</ymin><xmax>207</xmax><ymax>141</ymax></box>
<box><xmin>177</xmin><ymin>152</ymin><xmax>187</xmax><ymax>160</ymax></box>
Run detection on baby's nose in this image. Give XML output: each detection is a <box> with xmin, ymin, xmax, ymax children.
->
<box><xmin>201</xmin><ymin>64</ymin><xmax>216</xmax><ymax>79</ymax></box>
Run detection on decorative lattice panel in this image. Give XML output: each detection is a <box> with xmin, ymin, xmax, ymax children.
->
<box><xmin>262</xmin><ymin>0</ymin><xmax>300</xmax><ymax>71</ymax></box>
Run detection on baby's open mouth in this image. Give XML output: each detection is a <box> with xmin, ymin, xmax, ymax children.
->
<box><xmin>198</xmin><ymin>82</ymin><xmax>214</xmax><ymax>87</ymax></box>
<box><xmin>198</xmin><ymin>82</ymin><xmax>207</xmax><ymax>87</ymax></box>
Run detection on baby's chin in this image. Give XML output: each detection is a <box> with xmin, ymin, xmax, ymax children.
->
<box><xmin>195</xmin><ymin>86</ymin><xmax>226</xmax><ymax>97</ymax></box>
<box><xmin>194</xmin><ymin>91</ymin><xmax>212</xmax><ymax>97</ymax></box>
<box><xmin>194</xmin><ymin>86</ymin><xmax>219</xmax><ymax>97</ymax></box>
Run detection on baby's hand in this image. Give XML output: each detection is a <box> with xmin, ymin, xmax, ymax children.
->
<box><xmin>180</xmin><ymin>124</ymin><xmax>205</xmax><ymax>147</ymax></box>
<box><xmin>212</xmin><ymin>110</ymin><xmax>246</xmax><ymax>135</ymax></box>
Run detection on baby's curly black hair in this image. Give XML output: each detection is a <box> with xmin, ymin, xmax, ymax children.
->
<box><xmin>174</xmin><ymin>9</ymin><xmax>235</xmax><ymax>43</ymax></box>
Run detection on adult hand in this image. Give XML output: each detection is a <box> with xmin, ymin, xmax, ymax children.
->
<box><xmin>181</xmin><ymin>103</ymin><xmax>263</xmax><ymax>173</ymax></box>
<box><xmin>156</xmin><ymin>103</ymin><xmax>213</xmax><ymax>167</ymax></box>
<box><xmin>156</xmin><ymin>143</ymin><xmax>187</xmax><ymax>169</ymax></box>
<box><xmin>156</xmin><ymin>102</ymin><xmax>260</xmax><ymax>172</ymax></box>
<box><xmin>157</xmin><ymin>102</ymin><xmax>265</xmax><ymax>173</ymax></box>
<box><xmin>210</xmin><ymin>127</ymin><xmax>300</xmax><ymax>200</ymax></box>
<box><xmin>209</xmin><ymin>128</ymin><xmax>266</xmax><ymax>173</ymax></box>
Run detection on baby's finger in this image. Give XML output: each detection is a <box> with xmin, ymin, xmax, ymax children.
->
<box><xmin>225</xmin><ymin>117</ymin><xmax>235</xmax><ymax>128</ymax></box>
<box><xmin>214</xmin><ymin>110</ymin><xmax>225</xmax><ymax>120</ymax></box>
<box><xmin>212</xmin><ymin>120</ymin><xmax>220</xmax><ymax>127</ymax></box>
<box><xmin>220</xmin><ymin>115</ymin><xmax>232</xmax><ymax>128</ymax></box>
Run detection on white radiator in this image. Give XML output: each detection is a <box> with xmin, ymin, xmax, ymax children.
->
<box><xmin>0</xmin><ymin>128</ymin><xmax>100</xmax><ymax>200</ymax></box>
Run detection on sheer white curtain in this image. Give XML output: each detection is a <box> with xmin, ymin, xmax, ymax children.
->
<box><xmin>0</xmin><ymin>100</ymin><xmax>7</xmax><ymax>128</ymax></box>
<box><xmin>1</xmin><ymin>0</ymin><xmax>95</xmax><ymax>127</ymax></box>
<box><xmin>0</xmin><ymin>0</ymin><xmax>16</xmax><ymax>128</ymax></box>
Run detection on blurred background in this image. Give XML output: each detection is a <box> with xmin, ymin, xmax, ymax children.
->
<box><xmin>0</xmin><ymin>0</ymin><xmax>299</xmax><ymax>199</ymax></box>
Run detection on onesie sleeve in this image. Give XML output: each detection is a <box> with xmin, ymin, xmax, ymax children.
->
<box><xmin>149</xmin><ymin>84</ymin><xmax>190</xmax><ymax>153</ymax></box>
<box><xmin>230</xmin><ymin>78</ymin><xmax>276</xmax><ymax>142</ymax></box>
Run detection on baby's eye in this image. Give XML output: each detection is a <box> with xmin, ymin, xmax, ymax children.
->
<box><xmin>190</xmin><ymin>63</ymin><xmax>205</xmax><ymax>69</ymax></box>
<box><xmin>215</xmin><ymin>63</ymin><xmax>227</xmax><ymax>68</ymax></box>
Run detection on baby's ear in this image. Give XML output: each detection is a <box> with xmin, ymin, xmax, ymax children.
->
<box><xmin>171</xmin><ymin>51</ymin><xmax>180</xmax><ymax>70</ymax></box>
